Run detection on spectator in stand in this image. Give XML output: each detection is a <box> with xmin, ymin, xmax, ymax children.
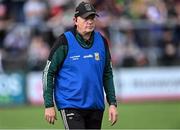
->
<box><xmin>2</xmin><ymin>25</ymin><xmax>31</xmax><ymax>71</ymax></box>
<box><xmin>0</xmin><ymin>3</ymin><xmax>9</xmax><ymax>49</ymax></box>
<box><xmin>158</xmin><ymin>26</ymin><xmax>178</xmax><ymax>66</ymax></box>
<box><xmin>23</xmin><ymin>0</ymin><xmax>48</xmax><ymax>29</ymax></box>
<box><xmin>47</xmin><ymin>0</ymin><xmax>75</xmax><ymax>38</ymax></box>
<box><xmin>28</xmin><ymin>32</ymin><xmax>50</xmax><ymax>70</ymax></box>
<box><xmin>145</xmin><ymin>0</ymin><xmax>168</xmax><ymax>24</ymax></box>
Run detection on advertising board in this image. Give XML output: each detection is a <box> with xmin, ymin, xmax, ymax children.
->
<box><xmin>114</xmin><ymin>67</ymin><xmax>180</xmax><ymax>102</ymax></box>
<box><xmin>0</xmin><ymin>73</ymin><xmax>25</xmax><ymax>105</ymax></box>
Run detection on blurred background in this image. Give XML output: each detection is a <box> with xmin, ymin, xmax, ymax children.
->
<box><xmin>0</xmin><ymin>0</ymin><xmax>180</xmax><ymax>129</ymax></box>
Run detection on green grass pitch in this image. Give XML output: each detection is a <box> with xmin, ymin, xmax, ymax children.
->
<box><xmin>0</xmin><ymin>102</ymin><xmax>180</xmax><ymax>129</ymax></box>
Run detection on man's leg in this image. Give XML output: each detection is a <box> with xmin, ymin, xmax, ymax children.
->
<box><xmin>60</xmin><ymin>109</ymin><xmax>85</xmax><ymax>130</ymax></box>
<box><xmin>85</xmin><ymin>110</ymin><xmax>104</xmax><ymax>129</ymax></box>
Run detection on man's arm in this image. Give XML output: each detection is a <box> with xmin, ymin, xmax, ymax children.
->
<box><xmin>102</xmin><ymin>36</ymin><xmax>118</xmax><ymax>125</ymax></box>
<box><xmin>102</xmin><ymin>36</ymin><xmax>117</xmax><ymax>107</ymax></box>
<box><xmin>42</xmin><ymin>34</ymin><xmax>68</xmax><ymax>124</ymax></box>
<box><xmin>43</xmin><ymin>34</ymin><xmax>68</xmax><ymax>108</ymax></box>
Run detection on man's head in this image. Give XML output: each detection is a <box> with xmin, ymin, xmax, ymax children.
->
<box><xmin>74</xmin><ymin>1</ymin><xmax>98</xmax><ymax>19</ymax></box>
<box><xmin>74</xmin><ymin>2</ymin><xmax>98</xmax><ymax>35</ymax></box>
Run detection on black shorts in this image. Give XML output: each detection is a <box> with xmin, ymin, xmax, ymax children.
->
<box><xmin>60</xmin><ymin>108</ymin><xmax>104</xmax><ymax>130</ymax></box>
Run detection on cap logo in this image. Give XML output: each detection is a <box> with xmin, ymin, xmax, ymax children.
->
<box><xmin>85</xmin><ymin>4</ymin><xmax>92</xmax><ymax>11</ymax></box>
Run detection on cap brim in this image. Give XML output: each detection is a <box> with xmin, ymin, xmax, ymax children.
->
<box><xmin>80</xmin><ymin>12</ymin><xmax>99</xmax><ymax>19</ymax></box>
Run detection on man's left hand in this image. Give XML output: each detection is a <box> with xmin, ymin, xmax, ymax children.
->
<box><xmin>108</xmin><ymin>105</ymin><xmax>118</xmax><ymax>126</ymax></box>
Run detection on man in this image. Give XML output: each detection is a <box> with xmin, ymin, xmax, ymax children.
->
<box><xmin>43</xmin><ymin>1</ymin><xmax>118</xmax><ymax>129</ymax></box>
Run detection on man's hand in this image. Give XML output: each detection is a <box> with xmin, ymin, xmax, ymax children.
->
<box><xmin>45</xmin><ymin>107</ymin><xmax>57</xmax><ymax>124</ymax></box>
<box><xmin>108</xmin><ymin>105</ymin><xmax>118</xmax><ymax>126</ymax></box>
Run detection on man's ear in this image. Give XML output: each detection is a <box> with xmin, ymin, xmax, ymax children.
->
<box><xmin>73</xmin><ymin>17</ymin><xmax>77</xmax><ymax>23</ymax></box>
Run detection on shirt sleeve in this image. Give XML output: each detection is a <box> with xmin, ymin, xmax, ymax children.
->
<box><xmin>102</xmin><ymin>36</ymin><xmax>117</xmax><ymax>107</ymax></box>
<box><xmin>42</xmin><ymin>34</ymin><xmax>68</xmax><ymax>108</ymax></box>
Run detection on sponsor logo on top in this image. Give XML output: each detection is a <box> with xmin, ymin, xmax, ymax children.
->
<box><xmin>94</xmin><ymin>52</ymin><xmax>100</xmax><ymax>61</ymax></box>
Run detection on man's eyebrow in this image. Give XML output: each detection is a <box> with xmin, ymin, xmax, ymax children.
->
<box><xmin>85</xmin><ymin>15</ymin><xmax>96</xmax><ymax>19</ymax></box>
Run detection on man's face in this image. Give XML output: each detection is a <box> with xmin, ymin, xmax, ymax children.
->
<box><xmin>75</xmin><ymin>15</ymin><xmax>96</xmax><ymax>34</ymax></box>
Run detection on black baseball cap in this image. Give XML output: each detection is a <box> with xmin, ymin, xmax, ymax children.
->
<box><xmin>74</xmin><ymin>1</ymin><xmax>99</xmax><ymax>18</ymax></box>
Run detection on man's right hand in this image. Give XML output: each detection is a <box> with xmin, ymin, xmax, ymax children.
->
<box><xmin>45</xmin><ymin>107</ymin><xmax>57</xmax><ymax>124</ymax></box>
